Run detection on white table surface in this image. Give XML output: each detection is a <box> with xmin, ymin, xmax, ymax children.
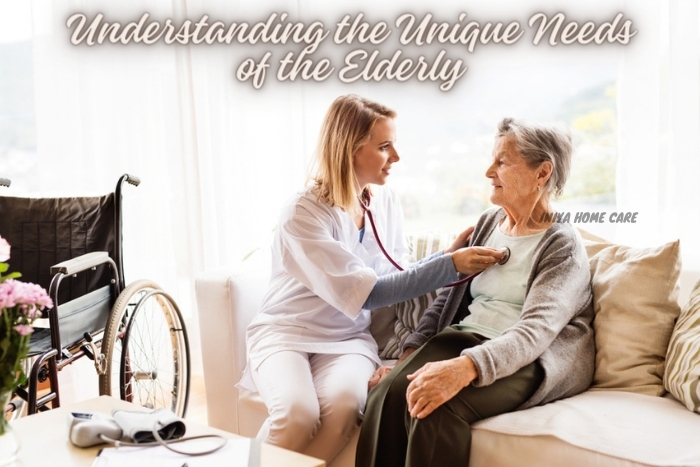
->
<box><xmin>9</xmin><ymin>396</ymin><xmax>324</xmax><ymax>467</ymax></box>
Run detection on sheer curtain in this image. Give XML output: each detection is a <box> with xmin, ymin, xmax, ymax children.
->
<box><xmin>183</xmin><ymin>0</ymin><xmax>376</xmax><ymax>269</ymax></box>
<box><xmin>27</xmin><ymin>0</ymin><xmax>322</xmax><ymax>313</ymax></box>
<box><xmin>616</xmin><ymin>0</ymin><xmax>700</xmax><ymax>266</ymax></box>
<box><xmin>184</xmin><ymin>0</ymin><xmax>309</xmax><ymax>270</ymax></box>
<box><xmin>30</xmin><ymin>0</ymin><xmax>200</xmax><ymax>300</ymax></box>
<box><xmin>26</xmin><ymin>0</ymin><xmax>362</xmax><ymax>380</ymax></box>
<box><xmin>27</xmin><ymin>0</ymin><xmax>207</xmax><ymax>388</ymax></box>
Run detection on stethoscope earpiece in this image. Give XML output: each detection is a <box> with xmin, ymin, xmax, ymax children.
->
<box><xmin>498</xmin><ymin>247</ymin><xmax>511</xmax><ymax>265</ymax></box>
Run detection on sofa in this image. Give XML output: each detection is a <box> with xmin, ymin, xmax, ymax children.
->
<box><xmin>195</xmin><ymin>231</ymin><xmax>700</xmax><ymax>467</ymax></box>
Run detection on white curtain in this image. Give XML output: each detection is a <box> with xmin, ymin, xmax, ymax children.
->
<box><xmin>28</xmin><ymin>0</ymin><xmax>208</xmax><ymax>385</ymax></box>
<box><xmin>30</xmin><ymin>0</ymin><xmax>198</xmax><ymax>301</ymax></box>
<box><xmin>26</xmin><ymin>0</ymin><xmax>368</xmax><ymax>378</ymax></box>
<box><xmin>27</xmin><ymin>0</ymin><xmax>321</xmax><ymax>313</ymax></box>
<box><xmin>182</xmin><ymin>0</ymin><xmax>376</xmax><ymax>269</ymax></box>
<box><xmin>616</xmin><ymin>0</ymin><xmax>700</xmax><ymax>266</ymax></box>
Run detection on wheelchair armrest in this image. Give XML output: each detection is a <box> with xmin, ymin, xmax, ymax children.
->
<box><xmin>50</xmin><ymin>251</ymin><xmax>113</xmax><ymax>276</ymax></box>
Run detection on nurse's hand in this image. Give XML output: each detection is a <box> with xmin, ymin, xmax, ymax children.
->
<box><xmin>443</xmin><ymin>226</ymin><xmax>474</xmax><ymax>254</ymax></box>
<box><xmin>406</xmin><ymin>355</ymin><xmax>478</xmax><ymax>419</ymax></box>
<box><xmin>368</xmin><ymin>366</ymin><xmax>393</xmax><ymax>391</ymax></box>
<box><xmin>450</xmin><ymin>246</ymin><xmax>503</xmax><ymax>275</ymax></box>
<box><xmin>368</xmin><ymin>348</ymin><xmax>416</xmax><ymax>391</ymax></box>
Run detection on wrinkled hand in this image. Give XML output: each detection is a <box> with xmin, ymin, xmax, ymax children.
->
<box><xmin>443</xmin><ymin>226</ymin><xmax>474</xmax><ymax>254</ymax></box>
<box><xmin>406</xmin><ymin>356</ymin><xmax>478</xmax><ymax>419</ymax></box>
<box><xmin>368</xmin><ymin>365</ymin><xmax>393</xmax><ymax>391</ymax></box>
<box><xmin>450</xmin><ymin>246</ymin><xmax>504</xmax><ymax>275</ymax></box>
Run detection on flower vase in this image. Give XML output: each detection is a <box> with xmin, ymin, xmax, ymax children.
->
<box><xmin>0</xmin><ymin>393</ymin><xmax>19</xmax><ymax>466</ymax></box>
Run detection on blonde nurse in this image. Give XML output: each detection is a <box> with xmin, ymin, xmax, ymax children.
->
<box><xmin>240</xmin><ymin>95</ymin><xmax>503</xmax><ymax>464</ymax></box>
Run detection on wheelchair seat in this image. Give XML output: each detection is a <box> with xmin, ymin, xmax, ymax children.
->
<box><xmin>26</xmin><ymin>328</ymin><xmax>52</xmax><ymax>357</ymax></box>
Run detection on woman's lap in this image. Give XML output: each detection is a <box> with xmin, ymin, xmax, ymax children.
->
<box><xmin>357</xmin><ymin>327</ymin><xmax>544</xmax><ymax>467</ymax></box>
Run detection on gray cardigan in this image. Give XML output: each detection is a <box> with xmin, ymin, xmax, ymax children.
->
<box><xmin>403</xmin><ymin>207</ymin><xmax>595</xmax><ymax>409</ymax></box>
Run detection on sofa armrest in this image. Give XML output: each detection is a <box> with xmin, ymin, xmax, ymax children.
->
<box><xmin>195</xmin><ymin>256</ymin><xmax>270</xmax><ymax>433</ymax></box>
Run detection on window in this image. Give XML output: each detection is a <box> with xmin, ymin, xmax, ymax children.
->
<box><xmin>0</xmin><ymin>3</ymin><xmax>37</xmax><ymax>192</ymax></box>
<box><xmin>374</xmin><ymin>60</ymin><xmax>617</xmax><ymax>239</ymax></box>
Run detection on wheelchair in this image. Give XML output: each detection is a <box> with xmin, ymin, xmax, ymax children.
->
<box><xmin>0</xmin><ymin>174</ymin><xmax>190</xmax><ymax>418</ymax></box>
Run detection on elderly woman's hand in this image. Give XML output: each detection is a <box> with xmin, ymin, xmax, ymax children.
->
<box><xmin>443</xmin><ymin>226</ymin><xmax>474</xmax><ymax>254</ymax></box>
<box><xmin>405</xmin><ymin>355</ymin><xmax>479</xmax><ymax>419</ymax></box>
<box><xmin>450</xmin><ymin>246</ymin><xmax>503</xmax><ymax>275</ymax></box>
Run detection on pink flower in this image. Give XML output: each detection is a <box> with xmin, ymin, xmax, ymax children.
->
<box><xmin>13</xmin><ymin>324</ymin><xmax>33</xmax><ymax>336</ymax></box>
<box><xmin>0</xmin><ymin>236</ymin><xmax>9</xmax><ymax>262</ymax></box>
<box><xmin>0</xmin><ymin>279</ymin><xmax>53</xmax><ymax>311</ymax></box>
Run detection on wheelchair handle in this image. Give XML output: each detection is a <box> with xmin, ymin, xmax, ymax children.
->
<box><xmin>124</xmin><ymin>174</ymin><xmax>140</xmax><ymax>187</ymax></box>
<box><xmin>115</xmin><ymin>173</ymin><xmax>140</xmax><ymax>290</ymax></box>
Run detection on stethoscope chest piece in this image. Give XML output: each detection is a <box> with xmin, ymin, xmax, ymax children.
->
<box><xmin>498</xmin><ymin>247</ymin><xmax>511</xmax><ymax>265</ymax></box>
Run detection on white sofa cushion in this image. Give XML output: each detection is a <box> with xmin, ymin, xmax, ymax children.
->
<box><xmin>472</xmin><ymin>391</ymin><xmax>700</xmax><ymax>467</ymax></box>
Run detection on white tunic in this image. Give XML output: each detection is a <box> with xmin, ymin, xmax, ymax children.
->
<box><xmin>243</xmin><ymin>186</ymin><xmax>410</xmax><ymax>382</ymax></box>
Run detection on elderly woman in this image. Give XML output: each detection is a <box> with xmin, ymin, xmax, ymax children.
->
<box><xmin>356</xmin><ymin>118</ymin><xmax>595</xmax><ymax>467</ymax></box>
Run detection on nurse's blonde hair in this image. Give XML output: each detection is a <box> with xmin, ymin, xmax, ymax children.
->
<box><xmin>311</xmin><ymin>95</ymin><xmax>396</xmax><ymax>212</ymax></box>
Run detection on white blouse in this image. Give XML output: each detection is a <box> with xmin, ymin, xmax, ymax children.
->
<box><xmin>243</xmin><ymin>186</ymin><xmax>410</xmax><ymax>380</ymax></box>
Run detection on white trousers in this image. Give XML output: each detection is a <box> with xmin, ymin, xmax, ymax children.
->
<box><xmin>252</xmin><ymin>351</ymin><xmax>376</xmax><ymax>464</ymax></box>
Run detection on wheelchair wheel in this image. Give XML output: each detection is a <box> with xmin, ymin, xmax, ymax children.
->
<box><xmin>99</xmin><ymin>280</ymin><xmax>190</xmax><ymax>417</ymax></box>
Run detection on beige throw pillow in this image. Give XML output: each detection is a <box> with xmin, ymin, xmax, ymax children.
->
<box><xmin>664</xmin><ymin>278</ymin><xmax>700</xmax><ymax>412</ymax></box>
<box><xmin>583</xmin><ymin>235</ymin><xmax>682</xmax><ymax>396</ymax></box>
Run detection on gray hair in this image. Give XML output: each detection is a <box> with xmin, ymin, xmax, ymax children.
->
<box><xmin>497</xmin><ymin>118</ymin><xmax>573</xmax><ymax>197</ymax></box>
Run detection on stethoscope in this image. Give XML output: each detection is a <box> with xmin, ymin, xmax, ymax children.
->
<box><xmin>358</xmin><ymin>190</ymin><xmax>510</xmax><ymax>288</ymax></box>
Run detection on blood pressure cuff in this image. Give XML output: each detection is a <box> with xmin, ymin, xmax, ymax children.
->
<box><xmin>112</xmin><ymin>408</ymin><xmax>186</xmax><ymax>444</ymax></box>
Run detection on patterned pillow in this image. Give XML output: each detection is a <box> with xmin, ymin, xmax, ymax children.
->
<box><xmin>377</xmin><ymin>232</ymin><xmax>455</xmax><ymax>359</ymax></box>
<box><xmin>664</xmin><ymin>278</ymin><xmax>700</xmax><ymax>412</ymax></box>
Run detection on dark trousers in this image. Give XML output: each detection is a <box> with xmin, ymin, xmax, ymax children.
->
<box><xmin>356</xmin><ymin>327</ymin><xmax>544</xmax><ymax>467</ymax></box>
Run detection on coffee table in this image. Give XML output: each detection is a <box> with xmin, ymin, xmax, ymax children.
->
<box><xmin>9</xmin><ymin>396</ymin><xmax>325</xmax><ymax>466</ymax></box>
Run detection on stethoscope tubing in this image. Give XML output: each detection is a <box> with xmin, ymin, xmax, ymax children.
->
<box><xmin>360</xmin><ymin>195</ymin><xmax>508</xmax><ymax>288</ymax></box>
